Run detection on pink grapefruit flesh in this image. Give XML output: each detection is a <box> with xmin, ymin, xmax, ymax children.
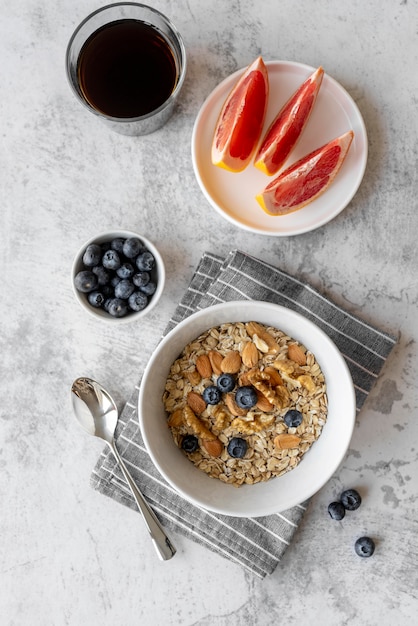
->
<box><xmin>256</xmin><ymin>130</ymin><xmax>354</xmax><ymax>216</ymax></box>
<box><xmin>211</xmin><ymin>57</ymin><xmax>269</xmax><ymax>173</ymax></box>
<box><xmin>254</xmin><ymin>66</ymin><xmax>324</xmax><ymax>176</ymax></box>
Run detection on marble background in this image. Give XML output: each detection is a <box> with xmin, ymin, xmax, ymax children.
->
<box><xmin>1</xmin><ymin>0</ymin><xmax>417</xmax><ymax>624</ymax></box>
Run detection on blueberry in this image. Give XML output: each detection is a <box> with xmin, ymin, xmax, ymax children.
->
<box><xmin>92</xmin><ymin>265</ymin><xmax>110</xmax><ymax>285</ymax></box>
<box><xmin>227</xmin><ymin>437</ymin><xmax>247</xmax><ymax>459</ymax></box>
<box><xmin>128</xmin><ymin>291</ymin><xmax>148</xmax><ymax>312</ymax></box>
<box><xmin>123</xmin><ymin>237</ymin><xmax>145</xmax><ymax>259</ymax></box>
<box><xmin>181</xmin><ymin>435</ymin><xmax>199</xmax><ymax>453</ymax></box>
<box><xmin>136</xmin><ymin>251</ymin><xmax>155</xmax><ymax>271</ymax></box>
<box><xmin>102</xmin><ymin>249</ymin><xmax>121</xmax><ymax>270</ymax></box>
<box><xmin>106</xmin><ymin>298</ymin><xmax>128</xmax><ymax>317</ymax></box>
<box><xmin>82</xmin><ymin>243</ymin><xmax>102</xmax><ymax>267</ymax></box>
<box><xmin>216</xmin><ymin>373</ymin><xmax>236</xmax><ymax>393</ymax></box>
<box><xmin>103</xmin><ymin>298</ymin><xmax>112</xmax><ymax>312</ymax></box>
<box><xmin>139</xmin><ymin>281</ymin><xmax>156</xmax><ymax>296</ymax></box>
<box><xmin>110</xmin><ymin>275</ymin><xmax>122</xmax><ymax>288</ymax></box>
<box><xmin>202</xmin><ymin>385</ymin><xmax>221</xmax><ymax>405</ymax></box>
<box><xmin>133</xmin><ymin>271</ymin><xmax>150</xmax><ymax>288</ymax></box>
<box><xmin>354</xmin><ymin>536</ymin><xmax>375</xmax><ymax>558</ymax></box>
<box><xmin>283</xmin><ymin>409</ymin><xmax>303</xmax><ymax>428</ymax></box>
<box><xmin>116</xmin><ymin>262</ymin><xmax>135</xmax><ymax>279</ymax></box>
<box><xmin>74</xmin><ymin>270</ymin><xmax>98</xmax><ymax>293</ymax></box>
<box><xmin>341</xmin><ymin>489</ymin><xmax>362</xmax><ymax>511</ymax></box>
<box><xmin>101</xmin><ymin>284</ymin><xmax>113</xmax><ymax>297</ymax></box>
<box><xmin>328</xmin><ymin>501</ymin><xmax>346</xmax><ymax>520</ymax></box>
<box><xmin>110</xmin><ymin>237</ymin><xmax>125</xmax><ymax>253</ymax></box>
<box><xmin>235</xmin><ymin>386</ymin><xmax>258</xmax><ymax>409</ymax></box>
<box><xmin>87</xmin><ymin>291</ymin><xmax>105</xmax><ymax>308</ymax></box>
<box><xmin>114</xmin><ymin>279</ymin><xmax>135</xmax><ymax>300</ymax></box>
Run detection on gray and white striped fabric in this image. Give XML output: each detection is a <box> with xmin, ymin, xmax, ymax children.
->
<box><xmin>91</xmin><ymin>250</ymin><xmax>397</xmax><ymax>578</ymax></box>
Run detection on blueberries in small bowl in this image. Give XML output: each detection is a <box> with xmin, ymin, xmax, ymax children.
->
<box><xmin>72</xmin><ymin>231</ymin><xmax>165</xmax><ymax>321</ymax></box>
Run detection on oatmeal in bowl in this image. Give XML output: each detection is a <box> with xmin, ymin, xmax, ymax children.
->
<box><xmin>163</xmin><ymin>321</ymin><xmax>328</xmax><ymax>487</ymax></box>
<box><xmin>138</xmin><ymin>301</ymin><xmax>356</xmax><ymax>517</ymax></box>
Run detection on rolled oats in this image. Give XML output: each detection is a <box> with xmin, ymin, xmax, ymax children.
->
<box><xmin>163</xmin><ymin>321</ymin><xmax>328</xmax><ymax>487</ymax></box>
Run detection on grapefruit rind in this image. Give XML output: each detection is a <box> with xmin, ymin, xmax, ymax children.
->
<box><xmin>211</xmin><ymin>57</ymin><xmax>269</xmax><ymax>173</ymax></box>
<box><xmin>256</xmin><ymin>130</ymin><xmax>354</xmax><ymax>216</ymax></box>
<box><xmin>254</xmin><ymin>66</ymin><xmax>324</xmax><ymax>176</ymax></box>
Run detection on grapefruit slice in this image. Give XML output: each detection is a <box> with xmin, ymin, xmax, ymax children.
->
<box><xmin>254</xmin><ymin>66</ymin><xmax>324</xmax><ymax>176</ymax></box>
<box><xmin>256</xmin><ymin>130</ymin><xmax>354</xmax><ymax>216</ymax></box>
<box><xmin>211</xmin><ymin>57</ymin><xmax>269</xmax><ymax>172</ymax></box>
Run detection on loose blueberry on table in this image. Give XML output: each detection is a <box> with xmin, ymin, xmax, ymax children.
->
<box><xmin>354</xmin><ymin>536</ymin><xmax>375</xmax><ymax>558</ymax></box>
<box><xmin>74</xmin><ymin>236</ymin><xmax>158</xmax><ymax>317</ymax></box>
<box><xmin>328</xmin><ymin>501</ymin><xmax>346</xmax><ymax>520</ymax></box>
<box><xmin>340</xmin><ymin>488</ymin><xmax>362</xmax><ymax>511</ymax></box>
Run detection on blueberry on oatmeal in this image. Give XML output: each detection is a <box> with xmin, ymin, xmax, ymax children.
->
<box><xmin>283</xmin><ymin>409</ymin><xmax>303</xmax><ymax>428</ymax></box>
<box><xmin>227</xmin><ymin>437</ymin><xmax>247</xmax><ymax>458</ymax></box>
<box><xmin>216</xmin><ymin>373</ymin><xmax>236</xmax><ymax>393</ymax></box>
<box><xmin>181</xmin><ymin>435</ymin><xmax>199</xmax><ymax>453</ymax></box>
<box><xmin>202</xmin><ymin>385</ymin><xmax>221</xmax><ymax>405</ymax></box>
<box><xmin>235</xmin><ymin>386</ymin><xmax>258</xmax><ymax>409</ymax></box>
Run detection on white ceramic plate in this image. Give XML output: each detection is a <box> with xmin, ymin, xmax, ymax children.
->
<box><xmin>138</xmin><ymin>301</ymin><xmax>356</xmax><ymax>517</ymax></box>
<box><xmin>191</xmin><ymin>60</ymin><xmax>368</xmax><ymax>236</ymax></box>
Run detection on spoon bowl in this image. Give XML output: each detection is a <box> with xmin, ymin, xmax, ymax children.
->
<box><xmin>71</xmin><ymin>376</ymin><xmax>176</xmax><ymax>560</ymax></box>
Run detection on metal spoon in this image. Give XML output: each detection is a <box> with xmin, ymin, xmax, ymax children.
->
<box><xmin>71</xmin><ymin>376</ymin><xmax>176</xmax><ymax>561</ymax></box>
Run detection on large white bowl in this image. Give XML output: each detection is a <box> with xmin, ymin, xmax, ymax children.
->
<box><xmin>138</xmin><ymin>301</ymin><xmax>356</xmax><ymax>517</ymax></box>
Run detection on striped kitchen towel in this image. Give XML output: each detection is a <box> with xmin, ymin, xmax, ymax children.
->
<box><xmin>90</xmin><ymin>250</ymin><xmax>397</xmax><ymax>578</ymax></box>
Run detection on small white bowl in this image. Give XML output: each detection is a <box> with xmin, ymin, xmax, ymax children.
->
<box><xmin>72</xmin><ymin>230</ymin><xmax>165</xmax><ymax>323</ymax></box>
<box><xmin>138</xmin><ymin>301</ymin><xmax>356</xmax><ymax>517</ymax></box>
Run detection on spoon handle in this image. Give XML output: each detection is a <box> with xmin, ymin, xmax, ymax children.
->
<box><xmin>109</xmin><ymin>440</ymin><xmax>176</xmax><ymax>560</ymax></box>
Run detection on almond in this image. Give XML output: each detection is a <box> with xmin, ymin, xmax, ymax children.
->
<box><xmin>186</xmin><ymin>369</ymin><xmax>201</xmax><ymax>386</ymax></box>
<box><xmin>253</xmin><ymin>334</ymin><xmax>270</xmax><ymax>353</ymax></box>
<box><xmin>225</xmin><ymin>393</ymin><xmax>247</xmax><ymax>416</ymax></box>
<box><xmin>167</xmin><ymin>409</ymin><xmax>184</xmax><ymax>427</ymax></box>
<box><xmin>208</xmin><ymin>350</ymin><xmax>223</xmax><ymax>375</ymax></box>
<box><xmin>245</xmin><ymin>321</ymin><xmax>279</xmax><ymax>354</ymax></box>
<box><xmin>195</xmin><ymin>354</ymin><xmax>212</xmax><ymax>378</ymax></box>
<box><xmin>202</xmin><ymin>438</ymin><xmax>223</xmax><ymax>457</ymax></box>
<box><xmin>255</xmin><ymin>390</ymin><xmax>274</xmax><ymax>412</ymax></box>
<box><xmin>273</xmin><ymin>434</ymin><xmax>301</xmax><ymax>450</ymax></box>
<box><xmin>187</xmin><ymin>391</ymin><xmax>206</xmax><ymax>414</ymax></box>
<box><xmin>288</xmin><ymin>343</ymin><xmax>307</xmax><ymax>366</ymax></box>
<box><xmin>221</xmin><ymin>350</ymin><xmax>242</xmax><ymax>374</ymax></box>
<box><xmin>242</xmin><ymin>341</ymin><xmax>259</xmax><ymax>368</ymax></box>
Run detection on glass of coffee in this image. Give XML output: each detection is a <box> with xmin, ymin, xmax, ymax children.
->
<box><xmin>66</xmin><ymin>3</ymin><xmax>186</xmax><ymax>136</ymax></box>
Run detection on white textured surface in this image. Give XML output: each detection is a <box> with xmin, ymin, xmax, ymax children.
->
<box><xmin>1</xmin><ymin>1</ymin><xmax>417</xmax><ymax>624</ymax></box>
